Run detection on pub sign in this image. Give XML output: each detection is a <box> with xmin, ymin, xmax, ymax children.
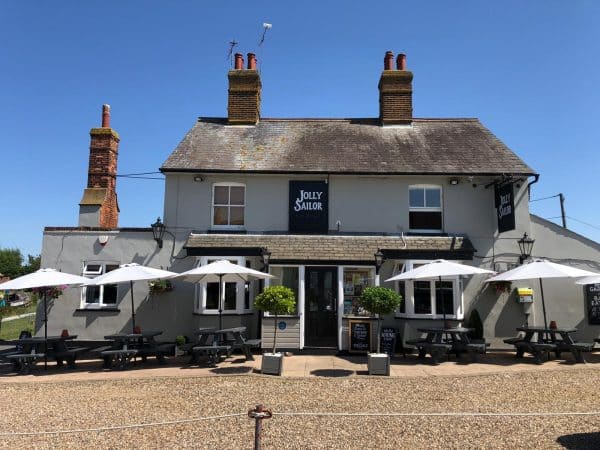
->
<box><xmin>494</xmin><ymin>182</ymin><xmax>516</xmax><ymax>233</ymax></box>
<box><xmin>289</xmin><ymin>180</ymin><xmax>328</xmax><ymax>232</ymax></box>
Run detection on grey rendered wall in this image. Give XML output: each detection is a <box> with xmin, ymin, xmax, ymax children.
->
<box><xmin>40</xmin><ymin>230</ymin><xmax>199</xmax><ymax>340</ymax></box>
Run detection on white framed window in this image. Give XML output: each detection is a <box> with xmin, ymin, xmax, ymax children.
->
<box><xmin>394</xmin><ymin>260</ymin><xmax>463</xmax><ymax>319</ymax></box>
<box><xmin>81</xmin><ymin>262</ymin><xmax>120</xmax><ymax>308</ymax></box>
<box><xmin>212</xmin><ymin>182</ymin><xmax>245</xmax><ymax>229</ymax></box>
<box><xmin>194</xmin><ymin>256</ymin><xmax>249</xmax><ymax>314</ymax></box>
<box><xmin>409</xmin><ymin>185</ymin><xmax>443</xmax><ymax>232</ymax></box>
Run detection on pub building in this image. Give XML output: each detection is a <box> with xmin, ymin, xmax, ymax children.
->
<box><xmin>41</xmin><ymin>51</ymin><xmax>600</xmax><ymax>350</ymax></box>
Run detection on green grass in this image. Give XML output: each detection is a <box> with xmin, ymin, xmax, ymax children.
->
<box><xmin>0</xmin><ymin>300</ymin><xmax>37</xmax><ymax>319</ymax></box>
<box><xmin>0</xmin><ymin>315</ymin><xmax>35</xmax><ymax>340</ymax></box>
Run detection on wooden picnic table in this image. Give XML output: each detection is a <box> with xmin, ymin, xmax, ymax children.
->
<box><xmin>188</xmin><ymin>327</ymin><xmax>261</xmax><ymax>366</ymax></box>
<box><xmin>506</xmin><ymin>326</ymin><xmax>594</xmax><ymax>364</ymax></box>
<box><xmin>3</xmin><ymin>335</ymin><xmax>87</xmax><ymax>373</ymax></box>
<box><xmin>409</xmin><ymin>327</ymin><xmax>485</xmax><ymax>365</ymax></box>
<box><xmin>102</xmin><ymin>331</ymin><xmax>169</xmax><ymax>369</ymax></box>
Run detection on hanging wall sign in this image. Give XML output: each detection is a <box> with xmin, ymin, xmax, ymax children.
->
<box><xmin>289</xmin><ymin>180</ymin><xmax>328</xmax><ymax>233</ymax></box>
<box><xmin>494</xmin><ymin>182</ymin><xmax>516</xmax><ymax>233</ymax></box>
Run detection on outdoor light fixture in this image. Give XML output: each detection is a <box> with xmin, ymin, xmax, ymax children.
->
<box><xmin>193</xmin><ymin>175</ymin><xmax>204</xmax><ymax>182</ymax></box>
<box><xmin>517</xmin><ymin>233</ymin><xmax>535</xmax><ymax>265</ymax></box>
<box><xmin>449</xmin><ymin>178</ymin><xmax>460</xmax><ymax>185</ymax></box>
<box><xmin>261</xmin><ymin>248</ymin><xmax>272</xmax><ymax>271</ymax></box>
<box><xmin>151</xmin><ymin>217</ymin><xmax>166</xmax><ymax>249</ymax></box>
<box><xmin>374</xmin><ymin>249</ymin><xmax>385</xmax><ymax>275</ymax></box>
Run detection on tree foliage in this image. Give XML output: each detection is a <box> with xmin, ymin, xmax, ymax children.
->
<box><xmin>359</xmin><ymin>286</ymin><xmax>403</xmax><ymax>353</ymax></box>
<box><xmin>254</xmin><ymin>285</ymin><xmax>296</xmax><ymax>353</ymax></box>
<box><xmin>0</xmin><ymin>248</ymin><xmax>40</xmax><ymax>279</ymax></box>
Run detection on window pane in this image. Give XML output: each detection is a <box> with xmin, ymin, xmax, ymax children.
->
<box><xmin>85</xmin><ymin>286</ymin><xmax>100</xmax><ymax>304</ymax></box>
<box><xmin>409</xmin><ymin>189</ymin><xmax>424</xmax><ymax>207</ymax></box>
<box><xmin>214</xmin><ymin>206</ymin><xmax>229</xmax><ymax>225</ymax></box>
<box><xmin>103</xmin><ymin>284</ymin><xmax>118</xmax><ymax>304</ymax></box>
<box><xmin>206</xmin><ymin>283</ymin><xmax>219</xmax><ymax>309</ymax></box>
<box><xmin>414</xmin><ymin>281</ymin><xmax>432</xmax><ymax>314</ymax></box>
<box><xmin>397</xmin><ymin>281</ymin><xmax>406</xmax><ymax>313</ymax></box>
<box><xmin>106</xmin><ymin>264</ymin><xmax>119</xmax><ymax>273</ymax></box>
<box><xmin>435</xmin><ymin>281</ymin><xmax>454</xmax><ymax>315</ymax></box>
<box><xmin>409</xmin><ymin>211</ymin><xmax>442</xmax><ymax>230</ymax></box>
<box><xmin>84</xmin><ymin>264</ymin><xmax>102</xmax><ymax>274</ymax></box>
<box><xmin>229</xmin><ymin>207</ymin><xmax>244</xmax><ymax>225</ymax></box>
<box><xmin>425</xmin><ymin>188</ymin><xmax>441</xmax><ymax>207</ymax></box>
<box><xmin>224</xmin><ymin>282</ymin><xmax>236</xmax><ymax>310</ymax></box>
<box><xmin>214</xmin><ymin>186</ymin><xmax>229</xmax><ymax>205</ymax></box>
<box><xmin>230</xmin><ymin>186</ymin><xmax>245</xmax><ymax>205</ymax></box>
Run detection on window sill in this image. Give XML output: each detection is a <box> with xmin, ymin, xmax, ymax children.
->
<box><xmin>396</xmin><ymin>314</ymin><xmax>463</xmax><ymax>320</ymax></box>
<box><xmin>193</xmin><ymin>311</ymin><xmax>255</xmax><ymax>316</ymax></box>
<box><xmin>263</xmin><ymin>314</ymin><xmax>300</xmax><ymax>319</ymax></box>
<box><xmin>76</xmin><ymin>307</ymin><xmax>120</xmax><ymax>313</ymax></box>
<box><xmin>207</xmin><ymin>228</ymin><xmax>247</xmax><ymax>234</ymax></box>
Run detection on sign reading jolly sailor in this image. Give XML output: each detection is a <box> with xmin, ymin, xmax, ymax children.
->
<box><xmin>494</xmin><ymin>182</ymin><xmax>516</xmax><ymax>233</ymax></box>
<box><xmin>289</xmin><ymin>180</ymin><xmax>328</xmax><ymax>232</ymax></box>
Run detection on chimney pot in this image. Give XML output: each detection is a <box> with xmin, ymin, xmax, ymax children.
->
<box><xmin>247</xmin><ymin>53</ymin><xmax>257</xmax><ymax>70</ymax></box>
<box><xmin>396</xmin><ymin>53</ymin><xmax>407</xmax><ymax>70</ymax></box>
<box><xmin>234</xmin><ymin>53</ymin><xmax>244</xmax><ymax>70</ymax></box>
<box><xmin>384</xmin><ymin>51</ymin><xmax>394</xmax><ymax>70</ymax></box>
<box><xmin>102</xmin><ymin>104</ymin><xmax>111</xmax><ymax>128</ymax></box>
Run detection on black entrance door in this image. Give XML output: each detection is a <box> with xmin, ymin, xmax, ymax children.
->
<box><xmin>305</xmin><ymin>267</ymin><xmax>338</xmax><ymax>347</ymax></box>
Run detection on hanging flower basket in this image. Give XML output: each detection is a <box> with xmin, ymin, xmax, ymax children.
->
<box><xmin>27</xmin><ymin>285</ymin><xmax>67</xmax><ymax>299</ymax></box>
<box><xmin>489</xmin><ymin>281</ymin><xmax>512</xmax><ymax>294</ymax></box>
<box><xmin>148</xmin><ymin>279</ymin><xmax>173</xmax><ymax>294</ymax></box>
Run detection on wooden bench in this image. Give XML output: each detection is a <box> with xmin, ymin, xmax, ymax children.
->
<box><xmin>464</xmin><ymin>342</ymin><xmax>488</xmax><ymax>362</ymax></box>
<box><xmin>515</xmin><ymin>341</ymin><xmax>557</xmax><ymax>364</ymax></box>
<box><xmin>6</xmin><ymin>353</ymin><xmax>45</xmax><ymax>374</ymax></box>
<box><xmin>52</xmin><ymin>347</ymin><xmax>89</xmax><ymax>369</ymax></box>
<box><xmin>137</xmin><ymin>343</ymin><xmax>174</xmax><ymax>364</ymax></box>
<box><xmin>100</xmin><ymin>349</ymin><xmax>139</xmax><ymax>370</ymax></box>
<box><xmin>191</xmin><ymin>345</ymin><xmax>231</xmax><ymax>367</ymax></box>
<box><xmin>563</xmin><ymin>342</ymin><xmax>595</xmax><ymax>363</ymax></box>
<box><xmin>412</xmin><ymin>342</ymin><xmax>452</xmax><ymax>365</ymax></box>
<box><xmin>232</xmin><ymin>338</ymin><xmax>261</xmax><ymax>361</ymax></box>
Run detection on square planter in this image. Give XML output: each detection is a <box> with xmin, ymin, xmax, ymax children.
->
<box><xmin>261</xmin><ymin>352</ymin><xmax>284</xmax><ymax>375</ymax></box>
<box><xmin>367</xmin><ymin>353</ymin><xmax>390</xmax><ymax>376</ymax></box>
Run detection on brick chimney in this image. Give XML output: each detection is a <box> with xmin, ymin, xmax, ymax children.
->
<box><xmin>227</xmin><ymin>52</ymin><xmax>262</xmax><ymax>124</ymax></box>
<box><xmin>378</xmin><ymin>51</ymin><xmax>413</xmax><ymax>125</ymax></box>
<box><xmin>78</xmin><ymin>104</ymin><xmax>120</xmax><ymax>228</ymax></box>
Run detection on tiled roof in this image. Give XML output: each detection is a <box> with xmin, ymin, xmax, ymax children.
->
<box><xmin>184</xmin><ymin>233</ymin><xmax>475</xmax><ymax>262</ymax></box>
<box><xmin>162</xmin><ymin>118</ymin><xmax>535</xmax><ymax>175</ymax></box>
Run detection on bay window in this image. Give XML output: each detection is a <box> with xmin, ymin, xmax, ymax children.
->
<box><xmin>394</xmin><ymin>261</ymin><xmax>463</xmax><ymax>319</ymax></box>
<box><xmin>194</xmin><ymin>256</ymin><xmax>249</xmax><ymax>314</ymax></box>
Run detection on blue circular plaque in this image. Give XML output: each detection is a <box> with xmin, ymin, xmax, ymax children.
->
<box><xmin>278</xmin><ymin>321</ymin><xmax>287</xmax><ymax>330</ymax></box>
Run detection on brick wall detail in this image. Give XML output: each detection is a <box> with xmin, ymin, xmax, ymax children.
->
<box><xmin>228</xmin><ymin>70</ymin><xmax>261</xmax><ymax>124</ymax></box>
<box><xmin>378</xmin><ymin>70</ymin><xmax>413</xmax><ymax>125</ymax></box>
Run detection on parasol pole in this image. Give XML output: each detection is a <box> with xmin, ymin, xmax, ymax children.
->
<box><xmin>539</xmin><ymin>278</ymin><xmax>548</xmax><ymax>329</ymax></box>
<box><xmin>439</xmin><ymin>276</ymin><xmax>447</xmax><ymax>324</ymax></box>
<box><xmin>218</xmin><ymin>274</ymin><xmax>224</xmax><ymax>331</ymax></box>
<box><xmin>44</xmin><ymin>290</ymin><xmax>48</xmax><ymax>370</ymax></box>
<box><xmin>130</xmin><ymin>280</ymin><xmax>136</xmax><ymax>333</ymax></box>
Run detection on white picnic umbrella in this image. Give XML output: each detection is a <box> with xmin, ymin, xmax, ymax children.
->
<box><xmin>0</xmin><ymin>268</ymin><xmax>90</xmax><ymax>369</ymax></box>
<box><xmin>83</xmin><ymin>263</ymin><xmax>177</xmax><ymax>333</ymax></box>
<box><xmin>575</xmin><ymin>275</ymin><xmax>600</xmax><ymax>285</ymax></box>
<box><xmin>174</xmin><ymin>259</ymin><xmax>274</xmax><ymax>329</ymax></box>
<box><xmin>485</xmin><ymin>259</ymin><xmax>599</xmax><ymax>328</ymax></box>
<box><xmin>385</xmin><ymin>259</ymin><xmax>495</xmax><ymax>322</ymax></box>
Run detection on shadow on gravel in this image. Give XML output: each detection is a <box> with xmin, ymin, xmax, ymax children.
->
<box><xmin>310</xmin><ymin>369</ymin><xmax>354</xmax><ymax>377</ymax></box>
<box><xmin>209</xmin><ymin>366</ymin><xmax>253</xmax><ymax>375</ymax></box>
<box><xmin>557</xmin><ymin>432</ymin><xmax>600</xmax><ymax>449</ymax></box>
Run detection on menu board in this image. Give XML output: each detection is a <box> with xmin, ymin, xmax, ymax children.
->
<box><xmin>585</xmin><ymin>283</ymin><xmax>600</xmax><ymax>325</ymax></box>
<box><xmin>380</xmin><ymin>327</ymin><xmax>397</xmax><ymax>356</ymax></box>
<box><xmin>349</xmin><ymin>320</ymin><xmax>371</xmax><ymax>353</ymax></box>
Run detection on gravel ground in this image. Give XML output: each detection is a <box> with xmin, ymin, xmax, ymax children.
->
<box><xmin>1</xmin><ymin>369</ymin><xmax>599</xmax><ymax>449</ymax></box>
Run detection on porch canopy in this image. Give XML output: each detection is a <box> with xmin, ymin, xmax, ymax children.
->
<box><xmin>183</xmin><ymin>233</ymin><xmax>476</xmax><ymax>265</ymax></box>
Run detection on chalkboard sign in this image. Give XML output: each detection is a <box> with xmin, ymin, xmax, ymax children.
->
<box><xmin>585</xmin><ymin>283</ymin><xmax>600</xmax><ymax>325</ymax></box>
<box><xmin>349</xmin><ymin>320</ymin><xmax>371</xmax><ymax>353</ymax></box>
<box><xmin>380</xmin><ymin>327</ymin><xmax>397</xmax><ymax>356</ymax></box>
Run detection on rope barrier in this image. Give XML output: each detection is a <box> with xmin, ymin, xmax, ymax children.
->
<box><xmin>2</xmin><ymin>410</ymin><xmax>600</xmax><ymax>437</ymax></box>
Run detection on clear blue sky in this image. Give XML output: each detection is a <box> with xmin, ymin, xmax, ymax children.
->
<box><xmin>1</xmin><ymin>1</ymin><xmax>599</xmax><ymax>258</ymax></box>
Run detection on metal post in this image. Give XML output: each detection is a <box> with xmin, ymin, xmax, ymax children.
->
<box><xmin>559</xmin><ymin>193</ymin><xmax>567</xmax><ymax>228</ymax></box>
<box><xmin>248</xmin><ymin>404</ymin><xmax>272</xmax><ymax>450</ymax></box>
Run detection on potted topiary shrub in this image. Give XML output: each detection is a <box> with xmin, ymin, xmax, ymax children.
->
<box><xmin>174</xmin><ymin>335</ymin><xmax>187</xmax><ymax>356</ymax></box>
<box><xmin>358</xmin><ymin>286</ymin><xmax>402</xmax><ymax>375</ymax></box>
<box><xmin>253</xmin><ymin>285</ymin><xmax>296</xmax><ymax>375</ymax></box>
